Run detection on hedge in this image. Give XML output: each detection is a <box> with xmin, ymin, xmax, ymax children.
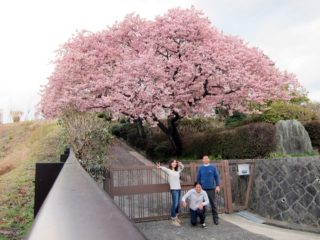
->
<box><xmin>304</xmin><ymin>121</ymin><xmax>320</xmax><ymax>151</ymax></box>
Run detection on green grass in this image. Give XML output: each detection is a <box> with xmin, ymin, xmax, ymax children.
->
<box><xmin>0</xmin><ymin>120</ymin><xmax>64</xmax><ymax>240</ymax></box>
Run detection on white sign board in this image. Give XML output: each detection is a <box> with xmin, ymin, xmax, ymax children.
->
<box><xmin>238</xmin><ymin>164</ymin><xmax>250</xmax><ymax>175</ymax></box>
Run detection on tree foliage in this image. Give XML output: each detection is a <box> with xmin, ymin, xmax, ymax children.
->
<box><xmin>259</xmin><ymin>101</ymin><xmax>317</xmax><ymax>124</ymax></box>
<box><xmin>58</xmin><ymin>111</ymin><xmax>112</xmax><ymax>180</ymax></box>
<box><xmin>40</xmin><ymin>7</ymin><xmax>302</xmax><ymax>155</ymax></box>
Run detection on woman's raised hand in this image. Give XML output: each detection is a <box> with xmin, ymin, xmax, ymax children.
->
<box><xmin>156</xmin><ymin>162</ymin><xmax>161</xmax><ymax>168</ymax></box>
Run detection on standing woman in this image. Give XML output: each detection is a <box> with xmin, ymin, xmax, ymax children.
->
<box><xmin>157</xmin><ymin>159</ymin><xmax>184</xmax><ymax>226</ymax></box>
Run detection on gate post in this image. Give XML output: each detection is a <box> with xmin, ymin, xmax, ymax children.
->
<box><xmin>190</xmin><ymin>162</ymin><xmax>197</xmax><ymax>183</ymax></box>
<box><xmin>244</xmin><ymin>162</ymin><xmax>255</xmax><ymax>209</ymax></box>
<box><xmin>104</xmin><ymin>167</ymin><xmax>114</xmax><ymax>199</ymax></box>
<box><xmin>223</xmin><ymin>160</ymin><xmax>233</xmax><ymax>213</ymax></box>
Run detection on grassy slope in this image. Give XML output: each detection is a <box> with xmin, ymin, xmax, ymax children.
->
<box><xmin>0</xmin><ymin>120</ymin><xmax>63</xmax><ymax>240</ymax></box>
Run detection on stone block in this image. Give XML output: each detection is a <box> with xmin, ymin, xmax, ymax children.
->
<box><xmin>315</xmin><ymin>194</ymin><xmax>320</xmax><ymax>206</ymax></box>
<box><xmin>306</xmin><ymin>162</ymin><xmax>314</xmax><ymax>171</ymax></box>
<box><xmin>274</xmin><ymin>170</ymin><xmax>286</xmax><ymax>182</ymax></box>
<box><xmin>306</xmin><ymin>185</ymin><xmax>317</xmax><ymax>197</ymax></box>
<box><xmin>266</xmin><ymin>179</ymin><xmax>276</xmax><ymax>191</ymax></box>
<box><xmin>287</xmin><ymin>171</ymin><xmax>299</xmax><ymax>185</ymax></box>
<box><xmin>280</xmin><ymin>180</ymin><xmax>292</xmax><ymax>194</ymax></box>
<box><xmin>292</xmin><ymin>202</ymin><xmax>306</xmax><ymax>219</ymax></box>
<box><xmin>261</xmin><ymin>172</ymin><xmax>269</xmax><ymax>181</ymax></box>
<box><xmin>285</xmin><ymin>191</ymin><xmax>299</xmax><ymax>205</ymax></box>
<box><xmin>258</xmin><ymin>185</ymin><xmax>269</xmax><ymax>197</ymax></box>
<box><xmin>271</xmin><ymin>187</ymin><xmax>284</xmax><ymax>201</ymax></box>
<box><xmin>302</xmin><ymin>213</ymin><xmax>317</xmax><ymax>226</ymax></box>
<box><xmin>292</xmin><ymin>183</ymin><xmax>305</xmax><ymax>196</ymax></box>
<box><xmin>306</xmin><ymin>172</ymin><xmax>316</xmax><ymax>185</ymax></box>
<box><xmin>276</xmin><ymin>198</ymin><xmax>289</xmax><ymax>211</ymax></box>
<box><xmin>299</xmin><ymin>192</ymin><xmax>313</xmax><ymax>208</ymax></box>
<box><xmin>308</xmin><ymin>202</ymin><xmax>320</xmax><ymax>220</ymax></box>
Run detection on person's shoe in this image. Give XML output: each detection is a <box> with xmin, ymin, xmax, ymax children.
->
<box><xmin>213</xmin><ymin>218</ymin><xmax>219</xmax><ymax>225</ymax></box>
<box><xmin>175</xmin><ymin>215</ymin><xmax>181</xmax><ymax>223</ymax></box>
<box><xmin>171</xmin><ymin>219</ymin><xmax>181</xmax><ymax>227</ymax></box>
<box><xmin>201</xmin><ymin>223</ymin><xmax>207</xmax><ymax>228</ymax></box>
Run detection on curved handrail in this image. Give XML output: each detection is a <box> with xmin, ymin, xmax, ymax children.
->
<box><xmin>26</xmin><ymin>150</ymin><xmax>146</xmax><ymax>240</ymax></box>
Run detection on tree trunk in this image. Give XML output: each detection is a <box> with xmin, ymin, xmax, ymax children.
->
<box><xmin>134</xmin><ymin>118</ymin><xmax>146</xmax><ymax>138</ymax></box>
<box><xmin>157</xmin><ymin>115</ymin><xmax>183</xmax><ymax>156</ymax></box>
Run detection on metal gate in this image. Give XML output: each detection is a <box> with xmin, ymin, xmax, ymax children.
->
<box><xmin>104</xmin><ymin>160</ymin><xmax>254</xmax><ymax>222</ymax></box>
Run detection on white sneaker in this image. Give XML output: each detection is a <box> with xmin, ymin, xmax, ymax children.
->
<box><xmin>171</xmin><ymin>219</ymin><xmax>181</xmax><ymax>227</ymax></box>
<box><xmin>201</xmin><ymin>223</ymin><xmax>207</xmax><ymax>228</ymax></box>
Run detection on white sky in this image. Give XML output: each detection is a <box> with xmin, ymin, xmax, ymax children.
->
<box><xmin>0</xmin><ymin>0</ymin><xmax>319</xmax><ymax>123</ymax></box>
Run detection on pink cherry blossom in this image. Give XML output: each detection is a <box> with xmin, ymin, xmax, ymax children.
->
<box><xmin>40</xmin><ymin>7</ymin><xmax>302</xmax><ymax>155</ymax></box>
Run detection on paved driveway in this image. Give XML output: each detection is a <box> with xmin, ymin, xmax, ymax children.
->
<box><xmin>136</xmin><ymin>217</ymin><xmax>272</xmax><ymax>240</ymax></box>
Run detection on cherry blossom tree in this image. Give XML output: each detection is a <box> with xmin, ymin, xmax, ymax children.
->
<box><xmin>40</xmin><ymin>7</ymin><xmax>301</xmax><ymax>155</ymax></box>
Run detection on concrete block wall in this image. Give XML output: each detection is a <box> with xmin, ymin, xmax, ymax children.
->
<box><xmin>249</xmin><ymin>156</ymin><xmax>320</xmax><ymax>227</ymax></box>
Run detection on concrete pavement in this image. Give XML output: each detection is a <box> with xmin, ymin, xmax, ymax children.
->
<box><xmin>220</xmin><ymin>213</ymin><xmax>320</xmax><ymax>240</ymax></box>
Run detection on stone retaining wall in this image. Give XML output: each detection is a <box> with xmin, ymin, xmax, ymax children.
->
<box><xmin>249</xmin><ymin>156</ymin><xmax>320</xmax><ymax>227</ymax></box>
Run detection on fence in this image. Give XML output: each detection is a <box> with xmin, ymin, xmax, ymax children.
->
<box><xmin>104</xmin><ymin>160</ymin><xmax>255</xmax><ymax>222</ymax></box>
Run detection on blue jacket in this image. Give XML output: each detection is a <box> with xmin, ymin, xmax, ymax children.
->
<box><xmin>197</xmin><ymin>164</ymin><xmax>220</xmax><ymax>190</ymax></box>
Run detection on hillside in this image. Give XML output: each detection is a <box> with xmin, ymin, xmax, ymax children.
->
<box><xmin>0</xmin><ymin>120</ymin><xmax>63</xmax><ymax>240</ymax></box>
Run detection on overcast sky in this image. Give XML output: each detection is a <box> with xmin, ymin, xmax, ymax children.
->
<box><xmin>0</xmin><ymin>0</ymin><xmax>319</xmax><ymax>123</ymax></box>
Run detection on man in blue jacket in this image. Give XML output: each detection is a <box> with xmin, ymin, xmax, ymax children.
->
<box><xmin>197</xmin><ymin>155</ymin><xmax>220</xmax><ymax>225</ymax></box>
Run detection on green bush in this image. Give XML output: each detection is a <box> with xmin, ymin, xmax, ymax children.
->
<box><xmin>154</xmin><ymin>141</ymin><xmax>174</xmax><ymax>159</ymax></box>
<box><xmin>59</xmin><ymin>112</ymin><xmax>113</xmax><ymax>181</ymax></box>
<box><xmin>126</xmin><ymin>127</ymin><xmax>147</xmax><ymax>150</ymax></box>
<box><xmin>178</xmin><ymin>117</ymin><xmax>222</xmax><ymax>133</ymax></box>
<box><xmin>145</xmin><ymin>141</ymin><xmax>158</xmax><ymax>158</ymax></box>
<box><xmin>110</xmin><ymin>123</ymin><xmax>122</xmax><ymax>137</ymax></box>
<box><xmin>210</xmin><ymin>122</ymin><xmax>276</xmax><ymax>159</ymax></box>
<box><xmin>304</xmin><ymin>121</ymin><xmax>320</xmax><ymax>151</ymax></box>
<box><xmin>260</xmin><ymin>101</ymin><xmax>316</xmax><ymax>124</ymax></box>
<box><xmin>134</xmin><ymin>137</ymin><xmax>147</xmax><ymax>149</ymax></box>
<box><xmin>126</xmin><ymin>127</ymin><xmax>139</xmax><ymax>145</ymax></box>
<box><xmin>110</xmin><ymin>121</ymin><xmax>139</xmax><ymax>141</ymax></box>
<box><xmin>182</xmin><ymin>132</ymin><xmax>217</xmax><ymax>159</ymax></box>
<box><xmin>145</xmin><ymin>140</ymin><xmax>174</xmax><ymax>161</ymax></box>
<box><xmin>224</xmin><ymin>112</ymin><xmax>247</xmax><ymax>127</ymax></box>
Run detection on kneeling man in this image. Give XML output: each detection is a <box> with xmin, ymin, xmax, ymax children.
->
<box><xmin>181</xmin><ymin>182</ymin><xmax>209</xmax><ymax>228</ymax></box>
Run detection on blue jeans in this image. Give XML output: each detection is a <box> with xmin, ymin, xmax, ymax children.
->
<box><xmin>190</xmin><ymin>208</ymin><xmax>205</xmax><ymax>225</ymax></box>
<box><xmin>170</xmin><ymin>190</ymin><xmax>181</xmax><ymax>218</ymax></box>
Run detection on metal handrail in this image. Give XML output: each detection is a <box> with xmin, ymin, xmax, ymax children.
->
<box><xmin>26</xmin><ymin>150</ymin><xmax>146</xmax><ymax>240</ymax></box>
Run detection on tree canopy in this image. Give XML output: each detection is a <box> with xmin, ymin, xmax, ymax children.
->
<box><xmin>40</xmin><ymin>7</ymin><xmax>302</xmax><ymax>155</ymax></box>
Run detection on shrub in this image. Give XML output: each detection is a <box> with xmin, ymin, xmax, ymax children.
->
<box><xmin>210</xmin><ymin>122</ymin><xmax>276</xmax><ymax>159</ymax></box>
<box><xmin>224</xmin><ymin>112</ymin><xmax>247</xmax><ymax>127</ymax></box>
<box><xmin>145</xmin><ymin>140</ymin><xmax>174</xmax><ymax>161</ymax></box>
<box><xmin>178</xmin><ymin>117</ymin><xmax>222</xmax><ymax>134</ymax></box>
<box><xmin>126</xmin><ymin>127</ymin><xmax>139</xmax><ymax>145</ymax></box>
<box><xmin>145</xmin><ymin>141</ymin><xmax>158</xmax><ymax>158</ymax></box>
<box><xmin>304</xmin><ymin>121</ymin><xmax>320</xmax><ymax>151</ymax></box>
<box><xmin>260</xmin><ymin>101</ymin><xmax>316</xmax><ymax>124</ymax></box>
<box><xmin>181</xmin><ymin>132</ymin><xmax>217</xmax><ymax>159</ymax></box>
<box><xmin>110</xmin><ymin>123</ymin><xmax>122</xmax><ymax>137</ymax></box>
<box><xmin>153</xmin><ymin>141</ymin><xmax>174</xmax><ymax>159</ymax></box>
<box><xmin>58</xmin><ymin>111</ymin><xmax>113</xmax><ymax>181</ymax></box>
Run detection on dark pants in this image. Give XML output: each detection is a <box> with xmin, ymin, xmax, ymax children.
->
<box><xmin>190</xmin><ymin>208</ymin><xmax>205</xmax><ymax>226</ymax></box>
<box><xmin>203</xmin><ymin>189</ymin><xmax>219</xmax><ymax>220</ymax></box>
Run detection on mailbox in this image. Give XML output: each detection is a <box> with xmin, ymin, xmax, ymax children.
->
<box><xmin>238</xmin><ymin>164</ymin><xmax>250</xmax><ymax>175</ymax></box>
